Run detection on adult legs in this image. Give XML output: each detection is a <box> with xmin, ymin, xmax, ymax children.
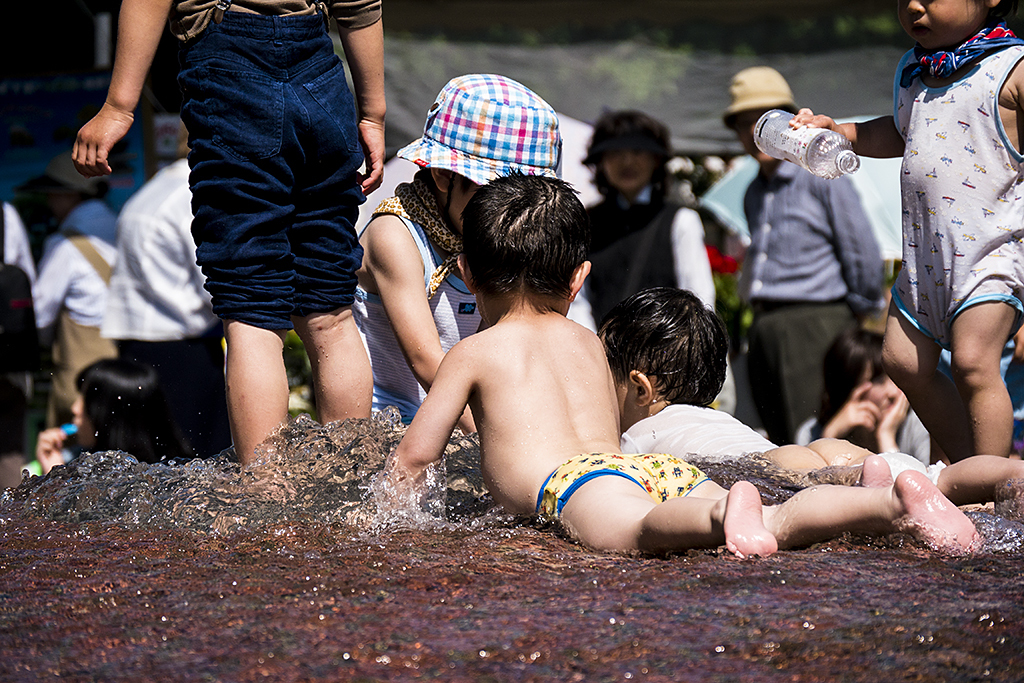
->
<box><xmin>747</xmin><ymin>303</ymin><xmax>855</xmax><ymax>445</ymax></box>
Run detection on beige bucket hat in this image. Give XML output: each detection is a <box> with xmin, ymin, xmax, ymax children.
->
<box><xmin>723</xmin><ymin>66</ymin><xmax>797</xmax><ymax>128</ymax></box>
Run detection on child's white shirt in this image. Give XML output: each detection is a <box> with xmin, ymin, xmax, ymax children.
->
<box><xmin>620</xmin><ymin>403</ymin><xmax>776</xmax><ymax>460</ymax></box>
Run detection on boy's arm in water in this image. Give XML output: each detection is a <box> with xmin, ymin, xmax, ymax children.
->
<box><xmin>389</xmin><ymin>341</ymin><xmax>477</xmax><ymax>493</ymax></box>
<box><xmin>360</xmin><ymin>214</ymin><xmax>477</xmax><ymax>432</ymax></box>
<box><xmin>74</xmin><ymin>0</ymin><xmax>174</xmax><ymax>177</ymax></box>
<box><xmin>790</xmin><ymin>109</ymin><xmax>906</xmax><ymax>159</ymax></box>
<box><xmin>337</xmin><ymin>18</ymin><xmax>386</xmax><ymax>194</ymax></box>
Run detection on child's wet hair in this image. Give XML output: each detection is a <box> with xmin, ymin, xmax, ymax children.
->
<box><xmin>599</xmin><ymin>287</ymin><xmax>728</xmax><ymax>407</ymax></box>
<box><xmin>461</xmin><ymin>173</ymin><xmax>589</xmax><ymax>298</ymax></box>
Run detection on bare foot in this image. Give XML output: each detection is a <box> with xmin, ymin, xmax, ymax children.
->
<box><xmin>893</xmin><ymin>471</ymin><xmax>979</xmax><ymax>554</ymax></box>
<box><xmin>723</xmin><ymin>481</ymin><xmax>779</xmax><ymax>559</ymax></box>
<box><xmin>860</xmin><ymin>455</ymin><xmax>894</xmax><ymax>488</ymax></box>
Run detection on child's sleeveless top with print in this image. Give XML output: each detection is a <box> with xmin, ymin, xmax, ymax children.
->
<box><xmin>893</xmin><ymin>45</ymin><xmax>1024</xmax><ymax>348</ymax></box>
<box><xmin>353</xmin><ymin>215</ymin><xmax>480</xmax><ymax>423</ymax></box>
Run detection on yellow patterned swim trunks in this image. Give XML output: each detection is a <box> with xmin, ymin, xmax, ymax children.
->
<box><xmin>536</xmin><ymin>452</ymin><xmax>710</xmax><ymax>519</ymax></box>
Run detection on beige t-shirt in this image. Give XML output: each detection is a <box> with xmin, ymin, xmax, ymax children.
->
<box><xmin>170</xmin><ymin>0</ymin><xmax>381</xmax><ymax>42</ymax></box>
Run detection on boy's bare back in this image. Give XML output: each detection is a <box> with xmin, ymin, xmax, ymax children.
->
<box><xmin>397</xmin><ymin>304</ymin><xmax>622</xmax><ymax>515</ymax></box>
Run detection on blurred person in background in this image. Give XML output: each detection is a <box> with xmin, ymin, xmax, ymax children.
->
<box><xmin>21</xmin><ymin>151</ymin><xmax>117</xmax><ymax>430</ymax></box>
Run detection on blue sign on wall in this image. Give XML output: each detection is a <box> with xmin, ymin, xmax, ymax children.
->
<box><xmin>0</xmin><ymin>71</ymin><xmax>145</xmax><ymax>214</ymax></box>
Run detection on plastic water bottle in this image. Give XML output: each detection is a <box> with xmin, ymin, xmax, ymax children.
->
<box><xmin>753</xmin><ymin>109</ymin><xmax>860</xmax><ymax>179</ymax></box>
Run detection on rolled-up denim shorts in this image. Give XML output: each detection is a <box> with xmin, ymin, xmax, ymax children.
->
<box><xmin>178</xmin><ymin>12</ymin><xmax>365</xmax><ymax>330</ymax></box>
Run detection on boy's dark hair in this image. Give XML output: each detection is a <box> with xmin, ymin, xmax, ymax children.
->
<box><xmin>461</xmin><ymin>173</ymin><xmax>590</xmax><ymax>299</ymax></box>
<box><xmin>598</xmin><ymin>287</ymin><xmax>728</xmax><ymax>407</ymax></box>
<box><xmin>584</xmin><ymin>110</ymin><xmax>671</xmax><ymax>201</ymax></box>
<box><xmin>992</xmin><ymin>0</ymin><xmax>1018</xmax><ymax>19</ymax></box>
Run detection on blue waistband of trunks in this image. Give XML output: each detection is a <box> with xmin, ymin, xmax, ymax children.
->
<box><xmin>536</xmin><ymin>468</ymin><xmax>647</xmax><ymax>517</ymax></box>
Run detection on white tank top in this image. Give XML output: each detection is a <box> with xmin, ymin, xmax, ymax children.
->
<box><xmin>354</xmin><ymin>214</ymin><xmax>481</xmax><ymax>422</ymax></box>
<box><xmin>893</xmin><ymin>46</ymin><xmax>1024</xmax><ymax>346</ymax></box>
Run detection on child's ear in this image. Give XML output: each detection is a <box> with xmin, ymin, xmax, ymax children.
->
<box><xmin>628</xmin><ymin>370</ymin><xmax>659</xmax><ymax>407</ymax></box>
<box><xmin>457</xmin><ymin>253</ymin><xmax>476</xmax><ymax>293</ymax></box>
<box><xmin>430</xmin><ymin>168</ymin><xmax>454</xmax><ymax>193</ymax></box>
<box><xmin>568</xmin><ymin>261</ymin><xmax>591</xmax><ymax>302</ymax></box>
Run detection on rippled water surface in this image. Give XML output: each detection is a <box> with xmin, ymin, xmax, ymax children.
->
<box><xmin>3</xmin><ymin>414</ymin><xmax>1024</xmax><ymax>682</ymax></box>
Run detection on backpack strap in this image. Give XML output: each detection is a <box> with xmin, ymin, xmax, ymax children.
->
<box><xmin>61</xmin><ymin>228</ymin><xmax>112</xmax><ymax>285</ymax></box>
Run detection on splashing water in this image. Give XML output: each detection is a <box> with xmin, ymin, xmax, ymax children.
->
<box><xmin>3</xmin><ymin>413</ymin><xmax>1024</xmax><ymax>681</ymax></box>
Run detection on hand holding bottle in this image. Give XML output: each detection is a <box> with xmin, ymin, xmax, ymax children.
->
<box><xmin>754</xmin><ymin>108</ymin><xmax>860</xmax><ymax>179</ymax></box>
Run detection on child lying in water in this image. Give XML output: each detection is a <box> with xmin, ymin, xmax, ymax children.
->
<box><xmin>598</xmin><ymin>287</ymin><xmax>1024</xmax><ymax>507</ymax></box>
<box><xmin>384</xmin><ymin>174</ymin><xmax>978</xmax><ymax>557</ymax></box>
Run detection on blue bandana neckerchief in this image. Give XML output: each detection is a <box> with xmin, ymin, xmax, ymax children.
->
<box><xmin>900</xmin><ymin>21</ymin><xmax>1024</xmax><ymax>87</ymax></box>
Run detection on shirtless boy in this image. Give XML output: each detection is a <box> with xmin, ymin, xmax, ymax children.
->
<box><xmin>385</xmin><ymin>174</ymin><xmax>978</xmax><ymax>557</ymax></box>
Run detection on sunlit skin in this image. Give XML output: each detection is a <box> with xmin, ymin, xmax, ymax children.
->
<box><xmin>898</xmin><ymin>0</ymin><xmax>998</xmax><ymax>51</ymax></box>
<box><xmin>385</xmin><ymin>175</ymin><xmax>978</xmax><ymax>557</ymax></box>
<box><xmin>355</xmin><ymin>168</ymin><xmax>480</xmax><ymax>434</ymax></box>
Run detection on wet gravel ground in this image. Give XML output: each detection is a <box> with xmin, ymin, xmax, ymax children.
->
<box><xmin>2</xmin><ymin>416</ymin><xmax>1023</xmax><ymax>682</ymax></box>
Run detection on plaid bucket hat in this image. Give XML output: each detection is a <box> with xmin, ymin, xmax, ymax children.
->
<box><xmin>397</xmin><ymin>74</ymin><xmax>562</xmax><ymax>186</ymax></box>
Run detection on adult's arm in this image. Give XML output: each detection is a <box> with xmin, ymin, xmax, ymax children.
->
<box><xmin>823</xmin><ymin>177</ymin><xmax>886</xmax><ymax>317</ymax></box>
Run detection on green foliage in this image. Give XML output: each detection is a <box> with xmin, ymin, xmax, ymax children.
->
<box><xmin>283</xmin><ymin>330</ymin><xmax>315</xmax><ymax>419</ymax></box>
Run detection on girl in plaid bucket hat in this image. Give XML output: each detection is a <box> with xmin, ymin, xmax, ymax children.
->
<box><xmin>354</xmin><ymin>74</ymin><xmax>562</xmax><ymax>430</ymax></box>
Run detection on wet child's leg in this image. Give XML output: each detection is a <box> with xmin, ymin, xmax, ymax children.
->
<box><xmin>224</xmin><ymin>320</ymin><xmax>290</xmax><ymax>465</ymax></box>
<box><xmin>293</xmin><ymin>305</ymin><xmax>372</xmax><ymax>425</ymax></box>
<box><xmin>882</xmin><ymin>301</ymin><xmax>973</xmax><ymax>461</ymax></box>
<box><xmin>948</xmin><ymin>301</ymin><xmax>1017</xmax><ymax>459</ymax></box>
<box><xmin>763</xmin><ymin>457</ymin><xmax>977</xmax><ymax>553</ymax></box>
<box><xmin>561</xmin><ymin>477</ymin><xmax>778</xmax><ymax>558</ymax></box>
<box><xmin>936</xmin><ymin>455</ymin><xmax>1024</xmax><ymax>505</ymax></box>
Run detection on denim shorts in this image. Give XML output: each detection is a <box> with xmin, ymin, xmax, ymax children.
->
<box><xmin>178</xmin><ymin>12</ymin><xmax>365</xmax><ymax>329</ymax></box>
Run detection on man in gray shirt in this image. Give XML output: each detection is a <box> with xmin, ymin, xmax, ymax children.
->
<box><xmin>724</xmin><ymin>66</ymin><xmax>884</xmax><ymax>445</ymax></box>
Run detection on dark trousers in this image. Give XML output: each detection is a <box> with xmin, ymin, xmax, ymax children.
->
<box><xmin>0</xmin><ymin>377</ymin><xmax>27</xmax><ymax>488</ymax></box>
<box><xmin>746</xmin><ymin>301</ymin><xmax>856</xmax><ymax>446</ymax></box>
